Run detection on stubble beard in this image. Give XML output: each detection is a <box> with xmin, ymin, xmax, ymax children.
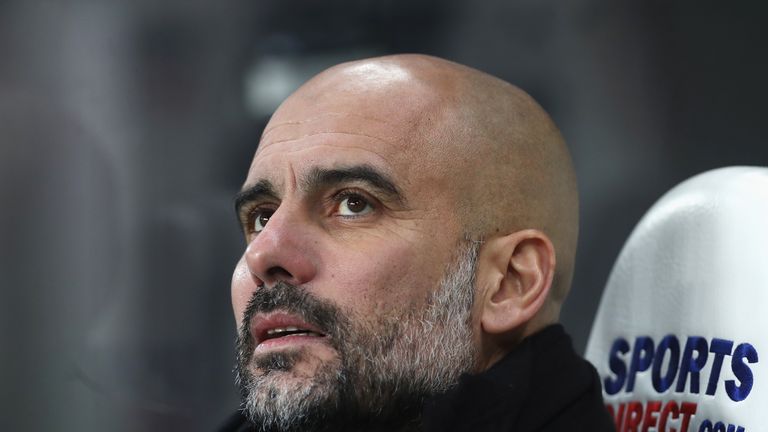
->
<box><xmin>235</xmin><ymin>242</ymin><xmax>480</xmax><ymax>432</ymax></box>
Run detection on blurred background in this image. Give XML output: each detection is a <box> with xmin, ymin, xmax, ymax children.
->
<box><xmin>2</xmin><ymin>0</ymin><xmax>767</xmax><ymax>430</ymax></box>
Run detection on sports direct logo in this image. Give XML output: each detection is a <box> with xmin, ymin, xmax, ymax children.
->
<box><xmin>603</xmin><ymin>335</ymin><xmax>759</xmax><ymax>432</ymax></box>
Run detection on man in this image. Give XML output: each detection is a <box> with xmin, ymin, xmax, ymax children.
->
<box><xmin>221</xmin><ymin>54</ymin><xmax>614</xmax><ymax>431</ymax></box>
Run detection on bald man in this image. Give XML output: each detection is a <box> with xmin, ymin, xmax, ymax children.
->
<box><xmin>221</xmin><ymin>55</ymin><xmax>614</xmax><ymax>432</ymax></box>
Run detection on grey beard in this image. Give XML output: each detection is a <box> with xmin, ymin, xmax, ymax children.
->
<box><xmin>235</xmin><ymin>242</ymin><xmax>479</xmax><ymax>432</ymax></box>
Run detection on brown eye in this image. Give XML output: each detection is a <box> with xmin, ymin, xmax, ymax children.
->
<box><xmin>339</xmin><ymin>195</ymin><xmax>372</xmax><ymax>216</ymax></box>
<box><xmin>253</xmin><ymin>210</ymin><xmax>274</xmax><ymax>232</ymax></box>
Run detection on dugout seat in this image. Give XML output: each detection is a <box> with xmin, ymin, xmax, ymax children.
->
<box><xmin>585</xmin><ymin>166</ymin><xmax>768</xmax><ymax>432</ymax></box>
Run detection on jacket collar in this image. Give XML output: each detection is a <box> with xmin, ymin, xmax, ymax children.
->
<box><xmin>422</xmin><ymin>324</ymin><xmax>591</xmax><ymax>431</ymax></box>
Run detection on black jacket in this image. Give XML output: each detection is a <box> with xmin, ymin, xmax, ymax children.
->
<box><xmin>219</xmin><ymin>325</ymin><xmax>614</xmax><ymax>431</ymax></box>
<box><xmin>422</xmin><ymin>324</ymin><xmax>615</xmax><ymax>431</ymax></box>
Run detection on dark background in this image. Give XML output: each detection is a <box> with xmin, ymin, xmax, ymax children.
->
<box><xmin>2</xmin><ymin>0</ymin><xmax>767</xmax><ymax>430</ymax></box>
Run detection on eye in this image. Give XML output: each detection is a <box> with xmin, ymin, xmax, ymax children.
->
<box><xmin>252</xmin><ymin>209</ymin><xmax>274</xmax><ymax>233</ymax></box>
<box><xmin>338</xmin><ymin>194</ymin><xmax>373</xmax><ymax>216</ymax></box>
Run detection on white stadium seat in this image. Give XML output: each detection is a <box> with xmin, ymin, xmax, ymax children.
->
<box><xmin>585</xmin><ymin>166</ymin><xmax>768</xmax><ymax>432</ymax></box>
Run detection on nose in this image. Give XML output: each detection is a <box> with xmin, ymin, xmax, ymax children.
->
<box><xmin>244</xmin><ymin>207</ymin><xmax>317</xmax><ymax>288</ymax></box>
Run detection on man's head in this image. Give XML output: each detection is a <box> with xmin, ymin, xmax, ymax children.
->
<box><xmin>231</xmin><ymin>54</ymin><xmax>578</xmax><ymax>431</ymax></box>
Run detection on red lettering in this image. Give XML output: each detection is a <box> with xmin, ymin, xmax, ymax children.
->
<box><xmin>624</xmin><ymin>401</ymin><xmax>644</xmax><ymax>432</ymax></box>
<box><xmin>641</xmin><ymin>401</ymin><xmax>661</xmax><ymax>432</ymax></box>
<box><xmin>616</xmin><ymin>403</ymin><xmax>626</xmax><ymax>431</ymax></box>
<box><xmin>608</xmin><ymin>400</ymin><xmax>698</xmax><ymax>432</ymax></box>
<box><xmin>659</xmin><ymin>400</ymin><xmax>680</xmax><ymax>432</ymax></box>
<box><xmin>679</xmin><ymin>402</ymin><xmax>697</xmax><ymax>432</ymax></box>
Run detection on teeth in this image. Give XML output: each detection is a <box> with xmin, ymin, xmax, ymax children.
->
<box><xmin>266</xmin><ymin>326</ymin><xmax>312</xmax><ymax>336</ymax></box>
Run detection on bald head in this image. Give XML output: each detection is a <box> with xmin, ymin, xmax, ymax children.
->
<box><xmin>260</xmin><ymin>54</ymin><xmax>578</xmax><ymax>312</ymax></box>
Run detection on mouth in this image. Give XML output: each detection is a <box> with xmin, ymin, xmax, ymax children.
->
<box><xmin>251</xmin><ymin>312</ymin><xmax>329</xmax><ymax>350</ymax></box>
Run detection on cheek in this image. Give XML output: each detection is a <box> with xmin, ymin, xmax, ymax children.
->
<box><xmin>231</xmin><ymin>256</ymin><xmax>252</xmax><ymax>329</ymax></box>
<box><xmin>323</xmin><ymin>239</ymin><xmax>448</xmax><ymax>314</ymax></box>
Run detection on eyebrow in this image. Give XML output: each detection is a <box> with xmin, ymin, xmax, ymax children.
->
<box><xmin>234</xmin><ymin>164</ymin><xmax>405</xmax><ymax>219</ymax></box>
<box><xmin>234</xmin><ymin>179</ymin><xmax>279</xmax><ymax>217</ymax></box>
<box><xmin>303</xmin><ymin>165</ymin><xmax>404</xmax><ymax>205</ymax></box>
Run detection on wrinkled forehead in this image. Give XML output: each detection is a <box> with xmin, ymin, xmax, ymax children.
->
<box><xmin>249</xmin><ymin>68</ymin><xmax>461</xmax><ymax>180</ymax></box>
<box><xmin>246</xmin><ymin>59</ymin><xmax>474</xmax><ymax>201</ymax></box>
<box><xmin>258</xmin><ymin>112</ymin><xmax>402</xmax><ymax>159</ymax></box>
<box><xmin>259</xmin><ymin>65</ymin><xmax>448</xmax><ymax>150</ymax></box>
<box><xmin>246</xmin><ymin>115</ymin><xmax>437</xmax><ymax>198</ymax></box>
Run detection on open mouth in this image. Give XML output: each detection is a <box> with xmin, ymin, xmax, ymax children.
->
<box><xmin>263</xmin><ymin>326</ymin><xmax>325</xmax><ymax>340</ymax></box>
<box><xmin>252</xmin><ymin>313</ymin><xmax>329</xmax><ymax>347</ymax></box>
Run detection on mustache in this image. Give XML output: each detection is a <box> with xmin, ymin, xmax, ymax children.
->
<box><xmin>237</xmin><ymin>281</ymin><xmax>348</xmax><ymax>354</ymax></box>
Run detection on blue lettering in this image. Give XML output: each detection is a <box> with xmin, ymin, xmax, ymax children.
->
<box><xmin>676</xmin><ymin>336</ymin><xmax>708</xmax><ymax>393</ymax></box>
<box><xmin>605</xmin><ymin>338</ymin><xmax>630</xmax><ymax>395</ymax></box>
<box><xmin>700</xmin><ymin>420</ymin><xmax>745</xmax><ymax>432</ymax></box>
<box><xmin>652</xmin><ymin>335</ymin><xmax>680</xmax><ymax>393</ymax></box>
<box><xmin>726</xmin><ymin>342</ymin><xmax>758</xmax><ymax>402</ymax></box>
<box><xmin>627</xmin><ymin>336</ymin><xmax>654</xmax><ymax>392</ymax></box>
<box><xmin>706</xmin><ymin>338</ymin><xmax>734</xmax><ymax>395</ymax></box>
<box><xmin>603</xmin><ymin>334</ymin><xmax>758</xmax><ymax>400</ymax></box>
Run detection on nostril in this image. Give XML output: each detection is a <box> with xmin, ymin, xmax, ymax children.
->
<box><xmin>267</xmin><ymin>266</ymin><xmax>293</xmax><ymax>282</ymax></box>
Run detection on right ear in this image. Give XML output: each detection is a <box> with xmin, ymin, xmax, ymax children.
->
<box><xmin>473</xmin><ymin>229</ymin><xmax>556</xmax><ymax>346</ymax></box>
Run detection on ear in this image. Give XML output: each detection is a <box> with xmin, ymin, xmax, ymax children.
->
<box><xmin>477</xmin><ymin>229</ymin><xmax>556</xmax><ymax>336</ymax></box>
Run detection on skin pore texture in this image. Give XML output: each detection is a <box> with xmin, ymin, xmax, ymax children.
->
<box><xmin>231</xmin><ymin>54</ymin><xmax>579</xmax><ymax>431</ymax></box>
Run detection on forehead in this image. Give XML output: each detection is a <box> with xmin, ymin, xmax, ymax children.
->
<box><xmin>249</xmin><ymin>118</ymin><xmax>404</xmax><ymax>189</ymax></box>
<box><xmin>246</xmin><ymin>79</ymin><xmax>454</xmax><ymax>190</ymax></box>
<box><xmin>259</xmin><ymin>112</ymin><xmax>402</xmax><ymax>159</ymax></box>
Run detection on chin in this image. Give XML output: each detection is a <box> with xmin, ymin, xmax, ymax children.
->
<box><xmin>239</xmin><ymin>349</ymin><xmax>345</xmax><ymax>431</ymax></box>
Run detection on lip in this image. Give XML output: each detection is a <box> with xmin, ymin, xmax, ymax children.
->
<box><xmin>250</xmin><ymin>312</ymin><xmax>329</xmax><ymax>350</ymax></box>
